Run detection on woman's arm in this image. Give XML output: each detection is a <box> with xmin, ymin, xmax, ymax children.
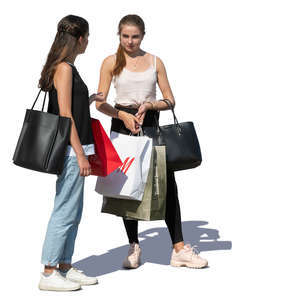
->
<box><xmin>95</xmin><ymin>55</ymin><xmax>141</xmax><ymax>134</ymax></box>
<box><xmin>95</xmin><ymin>55</ymin><xmax>116</xmax><ymax>116</ymax></box>
<box><xmin>154</xmin><ymin>56</ymin><xmax>175</xmax><ymax>110</ymax></box>
<box><xmin>54</xmin><ymin>62</ymin><xmax>90</xmax><ymax>176</ymax></box>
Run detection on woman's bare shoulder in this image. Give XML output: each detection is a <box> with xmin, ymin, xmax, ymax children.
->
<box><xmin>56</xmin><ymin>62</ymin><xmax>72</xmax><ymax>72</ymax></box>
<box><xmin>53</xmin><ymin>62</ymin><xmax>72</xmax><ymax>83</ymax></box>
<box><xmin>99</xmin><ymin>55</ymin><xmax>116</xmax><ymax>75</ymax></box>
<box><xmin>102</xmin><ymin>54</ymin><xmax>116</xmax><ymax>67</ymax></box>
<box><xmin>155</xmin><ymin>56</ymin><xmax>164</xmax><ymax>65</ymax></box>
<box><xmin>155</xmin><ymin>56</ymin><xmax>167</xmax><ymax>73</ymax></box>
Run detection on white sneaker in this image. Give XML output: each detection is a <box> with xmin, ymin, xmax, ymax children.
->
<box><xmin>123</xmin><ymin>242</ymin><xmax>141</xmax><ymax>269</ymax></box>
<box><xmin>39</xmin><ymin>269</ymin><xmax>81</xmax><ymax>291</ymax></box>
<box><xmin>62</xmin><ymin>267</ymin><xmax>98</xmax><ymax>285</ymax></box>
<box><xmin>170</xmin><ymin>244</ymin><xmax>208</xmax><ymax>269</ymax></box>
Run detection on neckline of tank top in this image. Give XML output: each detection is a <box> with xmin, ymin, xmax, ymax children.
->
<box><xmin>65</xmin><ymin>61</ymin><xmax>76</xmax><ymax>68</ymax></box>
<box><xmin>123</xmin><ymin>65</ymin><xmax>156</xmax><ymax>74</ymax></box>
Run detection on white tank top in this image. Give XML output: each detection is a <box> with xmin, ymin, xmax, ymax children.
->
<box><xmin>113</xmin><ymin>54</ymin><xmax>157</xmax><ymax>106</ymax></box>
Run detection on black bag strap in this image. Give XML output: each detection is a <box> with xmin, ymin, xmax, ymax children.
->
<box><xmin>153</xmin><ymin>99</ymin><xmax>180</xmax><ymax>128</ymax></box>
<box><xmin>31</xmin><ymin>88</ymin><xmax>47</xmax><ymax>111</ymax></box>
<box><xmin>151</xmin><ymin>99</ymin><xmax>182</xmax><ymax>140</ymax></box>
<box><xmin>161</xmin><ymin>99</ymin><xmax>180</xmax><ymax>126</ymax></box>
<box><xmin>160</xmin><ymin>99</ymin><xmax>183</xmax><ymax>135</ymax></box>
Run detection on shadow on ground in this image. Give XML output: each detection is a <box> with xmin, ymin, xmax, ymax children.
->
<box><xmin>73</xmin><ymin>220</ymin><xmax>232</xmax><ymax>277</ymax></box>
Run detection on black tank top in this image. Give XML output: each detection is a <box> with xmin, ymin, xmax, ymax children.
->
<box><xmin>47</xmin><ymin>63</ymin><xmax>94</xmax><ymax>146</ymax></box>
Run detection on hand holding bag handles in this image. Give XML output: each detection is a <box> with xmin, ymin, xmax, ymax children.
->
<box><xmin>13</xmin><ymin>89</ymin><xmax>72</xmax><ymax>175</ymax></box>
<box><xmin>143</xmin><ymin>99</ymin><xmax>202</xmax><ymax>171</ymax></box>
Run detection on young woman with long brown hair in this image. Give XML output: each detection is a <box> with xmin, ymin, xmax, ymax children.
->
<box><xmin>95</xmin><ymin>14</ymin><xmax>208</xmax><ymax>269</ymax></box>
<box><xmin>38</xmin><ymin>15</ymin><xmax>101</xmax><ymax>291</ymax></box>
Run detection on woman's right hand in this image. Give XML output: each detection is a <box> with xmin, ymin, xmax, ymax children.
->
<box><xmin>118</xmin><ymin>111</ymin><xmax>141</xmax><ymax>134</ymax></box>
<box><xmin>76</xmin><ymin>154</ymin><xmax>91</xmax><ymax>177</ymax></box>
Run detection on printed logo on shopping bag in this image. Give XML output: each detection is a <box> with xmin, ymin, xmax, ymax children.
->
<box><xmin>117</xmin><ymin>157</ymin><xmax>135</xmax><ymax>175</ymax></box>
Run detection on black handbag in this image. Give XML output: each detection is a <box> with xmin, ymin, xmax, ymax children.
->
<box><xmin>143</xmin><ymin>99</ymin><xmax>202</xmax><ymax>171</ymax></box>
<box><xmin>13</xmin><ymin>89</ymin><xmax>72</xmax><ymax>175</ymax></box>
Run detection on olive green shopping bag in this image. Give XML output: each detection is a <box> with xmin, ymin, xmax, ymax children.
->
<box><xmin>101</xmin><ymin>146</ymin><xmax>167</xmax><ymax>221</ymax></box>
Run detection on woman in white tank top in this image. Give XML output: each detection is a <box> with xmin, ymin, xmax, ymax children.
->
<box><xmin>95</xmin><ymin>15</ymin><xmax>208</xmax><ymax>269</ymax></box>
<box><xmin>113</xmin><ymin>52</ymin><xmax>157</xmax><ymax>107</ymax></box>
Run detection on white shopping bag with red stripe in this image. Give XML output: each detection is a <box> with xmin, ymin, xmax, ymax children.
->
<box><xmin>95</xmin><ymin>131</ymin><xmax>153</xmax><ymax>201</ymax></box>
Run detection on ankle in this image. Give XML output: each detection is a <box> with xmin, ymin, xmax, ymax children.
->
<box><xmin>173</xmin><ymin>241</ymin><xmax>185</xmax><ymax>253</ymax></box>
<box><xmin>59</xmin><ymin>263</ymin><xmax>72</xmax><ymax>272</ymax></box>
<box><xmin>130</xmin><ymin>241</ymin><xmax>139</xmax><ymax>245</ymax></box>
<box><xmin>44</xmin><ymin>266</ymin><xmax>57</xmax><ymax>274</ymax></box>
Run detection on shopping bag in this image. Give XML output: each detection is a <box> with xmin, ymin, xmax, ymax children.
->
<box><xmin>88</xmin><ymin>118</ymin><xmax>123</xmax><ymax>177</ymax></box>
<box><xmin>101</xmin><ymin>146</ymin><xmax>167</xmax><ymax>221</ymax></box>
<box><xmin>95</xmin><ymin>131</ymin><xmax>153</xmax><ymax>201</ymax></box>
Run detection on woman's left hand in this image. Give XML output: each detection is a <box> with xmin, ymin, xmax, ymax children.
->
<box><xmin>89</xmin><ymin>92</ymin><xmax>105</xmax><ymax>105</ymax></box>
<box><xmin>135</xmin><ymin>102</ymin><xmax>152</xmax><ymax>125</ymax></box>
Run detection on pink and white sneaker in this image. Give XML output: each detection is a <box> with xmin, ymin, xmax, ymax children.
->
<box><xmin>123</xmin><ymin>242</ymin><xmax>141</xmax><ymax>269</ymax></box>
<box><xmin>170</xmin><ymin>244</ymin><xmax>208</xmax><ymax>269</ymax></box>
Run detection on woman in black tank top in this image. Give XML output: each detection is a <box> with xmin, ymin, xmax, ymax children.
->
<box><xmin>48</xmin><ymin>63</ymin><xmax>94</xmax><ymax>146</ymax></box>
<box><xmin>37</xmin><ymin>15</ymin><xmax>102</xmax><ymax>291</ymax></box>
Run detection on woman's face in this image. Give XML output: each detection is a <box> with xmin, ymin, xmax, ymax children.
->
<box><xmin>119</xmin><ymin>25</ymin><xmax>144</xmax><ymax>54</ymax></box>
<box><xmin>78</xmin><ymin>32</ymin><xmax>89</xmax><ymax>54</ymax></box>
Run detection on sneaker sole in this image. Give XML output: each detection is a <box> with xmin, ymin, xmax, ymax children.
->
<box><xmin>68</xmin><ymin>278</ymin><xmax>98</xmax><ymax>286</ymax></box>
<box><xmin>170</xmin><ymin>261</ymin><xmax>208</xmax><ymax>269</ymax></box>
<box><xmin>123</xmin><ymin>264</ymin><xmax>139</xmax><ymax>269</ymax></box>
<box><xmin>38</xmin><ymin>284</ymin><xmax>81</xmax><ymax>291</ymax></box>
<box><xmin>122</xmin><ymin>259</ymin><xmax>141</xmax><ymax>269</ymax></box>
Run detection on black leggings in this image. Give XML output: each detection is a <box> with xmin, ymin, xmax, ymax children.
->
<box><xmin>111</xmin><ymin>106</ymin><xmax>184</xmax><ymax>245</ymax></box>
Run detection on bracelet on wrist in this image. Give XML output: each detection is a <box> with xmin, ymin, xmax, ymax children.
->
<box><xmin>146</xmin><ymin>101</ymin><xmax>155</xmax><ymax>110</ymax></box>
<box><xmin>116</xmin><ymin>109</ymin><xmax>120</xmax><ymax>119</ymax></box>
<box><xmin>158</xmin><ymin>99</ymin><xmax>172</xmax><ymax>110</ymax></box>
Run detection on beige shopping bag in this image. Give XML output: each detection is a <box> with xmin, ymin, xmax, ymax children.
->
<box><xmin>101</xmin><ymin>146</ymin><xmax>167</xmax><ymax>221</ymax></box>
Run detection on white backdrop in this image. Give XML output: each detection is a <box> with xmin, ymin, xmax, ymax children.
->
<box><xmin>1</xmin><ymin>0</ymin><xmax>299</xmax><ymax>299</ymax></box>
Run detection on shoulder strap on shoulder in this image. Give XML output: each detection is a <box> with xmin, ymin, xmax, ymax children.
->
<box><xmin>65</xmin><ymin>61</ymin><xmax>75</xmax><ymax>68</ymax></box>
<box><xmin>153</xmin><ymin>55</ymin><xmax>157</xmax><ymax>71</ymax></box>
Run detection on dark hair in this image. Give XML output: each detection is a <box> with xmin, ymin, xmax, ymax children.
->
<box><xmin>113</xmin><ymin>14</ymin><xmax>145</xmax><ymax>76</ymax></box>
<box><xmin>39</xmin><ymin>15</ymin><xmax>89</xmax><ymax>91</ymax></box>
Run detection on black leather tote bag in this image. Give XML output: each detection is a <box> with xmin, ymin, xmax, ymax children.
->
<box><xmin>13</xmin><ymin>89</ymin><xmax>71</xmax><ymax>175</ymax></box>
<box><xmin>143</xmin><ymin>99</ymin><xmax>202</xmax><ymax>171</ymax></box>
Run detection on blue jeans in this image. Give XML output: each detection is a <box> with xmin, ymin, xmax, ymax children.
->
<box><xmin>41</xmin><ymin>156</ymin><xmax>85</xmax><ymax>266</ymax></box>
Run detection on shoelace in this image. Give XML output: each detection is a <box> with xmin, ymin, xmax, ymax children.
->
<box><xmin>190</xmin><ymin>245</ymin><xmax>200</xmax><ymax>258</ymax></box>
<box><xmin>185</xmin><ymin>244</ymin><xmax>200</xmax><ymax>259</ymax></box>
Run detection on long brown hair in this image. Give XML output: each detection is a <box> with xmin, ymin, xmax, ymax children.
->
<box><xmin>113</xmin><ymin>14</ymin><xmax>145</xmax><ymax>76</ymax></box>
<box><xmin>39</xmin><ymin>15</ymin><xmax>89</xmax><ymax>91</ymax></box>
